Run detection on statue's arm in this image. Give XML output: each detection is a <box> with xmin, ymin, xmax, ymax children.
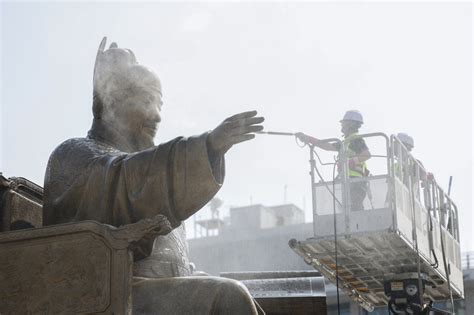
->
<box><xmin>117</xmin><ymin>133</ymin><xmax>224</xmax><ymax>226</ymax></box>
<box><xmin>167</xmin><ymin>133</ymin><xmax>225</xmax><ymax>221</ymax></box>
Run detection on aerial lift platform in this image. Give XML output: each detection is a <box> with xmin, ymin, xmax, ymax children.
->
<box><xmin>289</xmin><ymin>133</ymin><xmax>463</xmax><ymax>313</ymax></box>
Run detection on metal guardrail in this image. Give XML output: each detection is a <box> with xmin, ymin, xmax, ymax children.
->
<box><xmin>462</xmin><ymin>251</ymin><xmax>474</xmax><ymax>270</ymax></box>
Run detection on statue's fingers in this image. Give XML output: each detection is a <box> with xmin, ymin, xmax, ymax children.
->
<box><xmin>231</xmin><ymin>125</ymin><xmax>264</xmax><ymax>135</ymax></box>
<box><xmin>224</xmin><ymin>110</ymin><xmax>258</xmax><ymax>122</ymax></box>
<box><xmin>230</xmin><ymin>134</ymin><xmax>256</xmax><ymax>145</ymax></box>
<box><xmin>227</xmin><ymin>116</ymin><xmax>264</xmax><ymax>130</ymax></box>
<box><xmin>240</xmin><ymin>116</ymin><xmax>265</xmax><ymax>126</ymax></box>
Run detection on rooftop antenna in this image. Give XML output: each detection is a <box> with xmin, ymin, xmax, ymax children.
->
<box><xmin>195</xmin><ymin>198</ymin><xmax>224</xmax><ymax>237</ymax></box>
<box><xmin>447</xmin><ymin>176</ymin><xmax>453</xmax><ymax>196</ymax></box>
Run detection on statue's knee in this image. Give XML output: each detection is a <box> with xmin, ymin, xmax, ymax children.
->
<box><xmin>217</xmin><ymin>288</ymin><xmax>256</xmax><ymax>314</ymax></box>
<box><xmin>217</xmin><ymin>278</ymin><xmax>255</xmax><ymax>308</ymax></box>
<box><xmin>219</xmin><ymin>278</ymin><xmax>246</xmax><ymax>292</ymax></box>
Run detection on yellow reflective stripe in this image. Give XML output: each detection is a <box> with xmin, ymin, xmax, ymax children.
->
<box><xmin>349</xmin><ymin>170</ymin><xmax>364</xmax><ymax>177</ymax></box>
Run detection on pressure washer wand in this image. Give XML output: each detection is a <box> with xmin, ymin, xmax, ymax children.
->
<box><xmin>256</xmin><ymin>131</ymin><xmax>295</xmax><ymax>136</ymax></box>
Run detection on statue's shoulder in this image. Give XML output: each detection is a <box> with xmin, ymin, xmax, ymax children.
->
<box><xmin>52</xmin><ymin>137</ymin><xmax>120</xmax><ymax>156</ymax></box>
<box><xmin>51</xmin><ymin>137</ymin><xmax>96</xmax><ymax>157</ymax></box>
<box><xmin>48</xmin><ymin>137</ymin><xmax>118</xmax><ymax>168</ymax></box>
<box><xmin>55</xmin><ymin>137</ymin><xmax>90</xmax><ymax>148</ymax></box>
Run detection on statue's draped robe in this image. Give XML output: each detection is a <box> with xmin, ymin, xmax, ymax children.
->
<box><xmin>43</xmin><ymin>121</ymin><xmax>257</xmax><ymax>314</ymax></box>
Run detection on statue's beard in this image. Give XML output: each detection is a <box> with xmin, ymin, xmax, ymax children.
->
<box><xmin>126</xmin><ymin>126</ymin><xmax>156</xmax><ymax>151</ymax></box>
<box><xmin>101</xmin><ymin>109</ymin><xmax>158</xmax><ymax>152</ymax></box>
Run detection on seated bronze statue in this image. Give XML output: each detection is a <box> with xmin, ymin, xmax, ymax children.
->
<box><xmin>42</xmin><ymin>37</ymin><xmax>264</xmax><ymax>314</ymax></box>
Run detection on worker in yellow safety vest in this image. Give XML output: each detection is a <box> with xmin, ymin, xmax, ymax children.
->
<box><xmin>296</xmin><ymin>110</ymin><xmax>371</xmax><ymax>211</ymax></box>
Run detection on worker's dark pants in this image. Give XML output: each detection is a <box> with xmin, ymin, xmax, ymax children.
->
<box><xmin>350</xmin><ymin>180</ymin><xmax>367</xmax><ymax>211</ymax></box>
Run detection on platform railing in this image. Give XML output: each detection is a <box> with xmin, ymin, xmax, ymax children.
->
<box><xmin>311</xmin><ymin>134</ymin><xmax>461</xmax><ymax>265</ymax></box>
<box><xmin>311</xmin><ymin>132</ymin><xmax>390</xmax><ymax>216</ymax></box>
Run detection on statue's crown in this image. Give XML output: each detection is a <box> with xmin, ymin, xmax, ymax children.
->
<box><xmin>93</xmin><ymin>37</ymin><xmax>160</xmax><ymax>103</ymax></box>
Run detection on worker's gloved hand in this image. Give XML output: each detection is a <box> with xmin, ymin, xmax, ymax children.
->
<box><xmin>295</xmin><ymin>132</ymin><xmax>311</xmax><ymax>143</ymax></box>
<box><xmin>208</xmin><ymin>110</ymin><xmax>264</xmax><ymax>156</ymax></box>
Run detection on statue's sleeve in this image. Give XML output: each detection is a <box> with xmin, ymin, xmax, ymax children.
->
<box><xmin>43</xmin><ymin>134</ymin><xmax>223</xmax><ymax>229</ymax></box>
<box><xmin>121</xmin><ymin>132</ymin><xmax>224</xmax><ymax>228</ymax></box>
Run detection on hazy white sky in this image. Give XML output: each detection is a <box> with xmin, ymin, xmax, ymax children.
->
<box><xmin>1</xmin><ymin>2</ymin><xmax>472</xmax><ymax>250</ymax></box>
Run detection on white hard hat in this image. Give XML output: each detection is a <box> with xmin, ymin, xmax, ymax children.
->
<box><xmin>397</xmin><ymin>133</ymin><xmax>414</xmax><ymax>148</ymax></box>
<box><xmin>340</xmin><ymin>110</ymin><xmax>364</xmax><ymax>124</ymax></box>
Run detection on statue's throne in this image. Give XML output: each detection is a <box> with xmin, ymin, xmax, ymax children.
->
<box><xmin>0</xmin><ymin>175</ymin><xmax>170</xmax><ymax>315</ymax></box>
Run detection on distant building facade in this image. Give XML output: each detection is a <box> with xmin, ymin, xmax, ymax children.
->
<box><xmin>190</xmin><ymin>204</ymin><xmax>311</xmax><ymax>276</ymax></box>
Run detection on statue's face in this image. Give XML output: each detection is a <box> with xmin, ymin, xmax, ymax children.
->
<box><xmin>112</xmin><ymin>80</ymin><xmax>163</xmax><ymax>149</ymax></box>
<box><xmin>93</xmin><ymin>39</ymin><xmax>165</xmax><ymax>150</ymax></box>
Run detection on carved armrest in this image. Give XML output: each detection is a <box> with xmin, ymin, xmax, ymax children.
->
<box><xmin>112</xmin><ymin>214</ymin><xmax>172</xmax><ymax>243</ymax></box>
<box><xmin>0</xmin><ymin>175</ymin><xmax>43</xmax><ymax>231</ymax></box>
<box><xmin>112</xmin><ymin>214</ymin><xmax>172</xmax><ymax>260</ymax></box>
<box><xmin>0</xmin><ymin>215</ymin><xmax>171</xmax><ymax>315</ymax></box>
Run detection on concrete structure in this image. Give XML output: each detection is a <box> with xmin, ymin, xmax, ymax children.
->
<box><xmin>189</xmin><ymin>204</ymin><xmax>311</xmax><ymax>276</ymax></box>
<box><xmin>228</xmin><ymin>203</ymin><xmax>305</xmax><ymax>231</ymax></box>
<box><xmin>462</xmin><ymin>261</ymin><xmax>474</xmax><ymax>315</ymax></box>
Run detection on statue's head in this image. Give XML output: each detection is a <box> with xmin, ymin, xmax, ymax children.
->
<box><xmin>93</xmin><ymin>37</ymin><xmax>163</xmax><ymax>150</ymax></box>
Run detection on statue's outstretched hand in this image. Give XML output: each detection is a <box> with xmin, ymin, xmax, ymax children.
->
<box><xmin>208</xmin><ymin>110</ymin><xmax>264</xmax><ymax>156</ymax></box>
